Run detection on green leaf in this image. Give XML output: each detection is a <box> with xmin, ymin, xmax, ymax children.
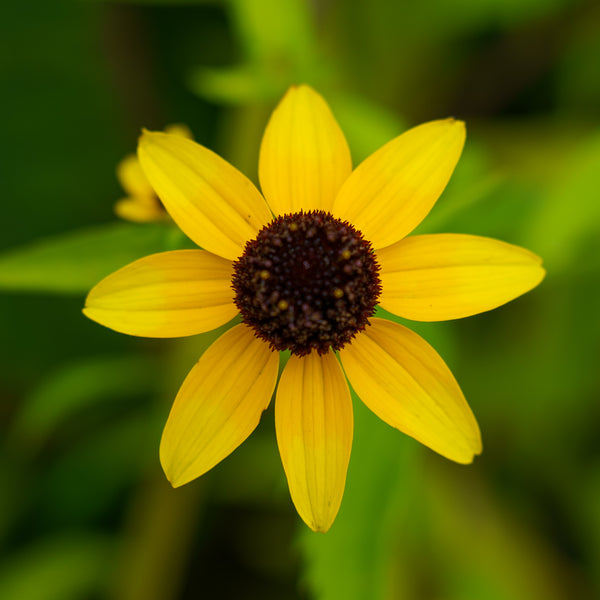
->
<box><xmin>189</xmin><ymin>0</ymin><xmax>327</xmax><ymax>104</ymax></box>
<box><xmin>11</xmin><ymin>354</ymin><xmax>160</xmax><ymax>450</ymax></box>
<box><xmin>418</xmin><ymin>140</ymin><xmax>505</xmax><ymax>235</ymax></box>
<box><xmin>231</xmin><ymin>0</ymin><xmax>317</xmax><ymax>71</ymax></box>
<box><xmin>0</xmin><ymin>222</ymin><xmax>176</xmax><ymax>294</ymax></box>
<box><xmin>0</xmin><ymin>534</ymin><xmax>113</xmax><ymax>600</ymax></box>
<box><xmin>189</xmin><ymin>64</ymin><xmax>284</xmax><ymax>105</ymax></box>
<box><xmin>424</xmin><ymin>462</ymin><xmax>574</xmax><ymax>600</ymax></box>
<box><xmin>330</xmin><ymin>93</ymin><xmax>406</xmax><ymax>163</ymax></box>
<box><xmin>529</xmin><ymin>130</ymin><xmax>600</xmax><ymax>272</ymax></box>
<box><xmin>37</xmin><ymin>413</ymin><xmax>160</xmax><ymax>525</ymax></box>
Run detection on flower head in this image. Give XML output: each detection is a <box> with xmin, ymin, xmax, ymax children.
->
<box><xmin>84</xmin><ymin>86</ymin><xmax>545</xmax><ymax>532</ymax></box>
<box><xmin>114</xmin><ymin>124</ymin><xmax>192</xmax><ymax>223</ymax></box>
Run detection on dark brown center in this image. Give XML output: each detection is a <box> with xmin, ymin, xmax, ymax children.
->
<box><xmin>231</xmin><ymin>210</ymin><xmax>381</xmax><ymax>356</ymax></box>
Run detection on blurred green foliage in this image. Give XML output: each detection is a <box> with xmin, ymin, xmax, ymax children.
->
<box><xmin>0</xmin><ymin>223</ymin><xmax>173</xmax><ymax>294</ymax></box>
<box><xmin>1</xmin><ymin>0</ymin><xmax>599</xmax><ymax>598</ymax></box>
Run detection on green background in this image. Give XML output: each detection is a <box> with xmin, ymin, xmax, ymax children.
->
<box><xmin>1</xmin><ymin>0</ymin><xmax>599</xmax><ymax>598</ymax></box>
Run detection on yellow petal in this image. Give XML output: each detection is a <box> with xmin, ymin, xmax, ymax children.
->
<box><xmin>138</xmin><ymin>131</ymin><xmax>273</xmax><ymax>260</ymax></box>
<box><xmin>116</xmin><ymin>154</ymin><xmax>153</xmax><ymax>199</ymax></box>
<box><xmin>160</xmin><ymin>324</ymin><xmax>279</xmax><ymax>486</ymax></box>
<box><xmin>276</xmin><ymin>350</ymin><xmax>353</xmax><ymax>532</ymax></box>
<box><xmin>114</xmin><ymin>197</ymin><xmax>165</xmax><ymax>223</ymax></box>
<box><xmin>164</xmin><ymin>123</ymin><xmax>193</xmax><ymax>139</ymax></box>
<box><xmin>259</xmin><ymin>85</ymin><xmax>352</xmax><ymax>215</ymax></box>
<box><xmin>83</xmin><ymin>250</ymin><xmax>237</xmax><ymax>337</ymax></box>
<box><xmin>332</xmin><ymin>119</ymin><xmax>466</xmax><ymax>249</ymax></box>
<box><xmin>340</xmin><ymin>318</ymin><xmax>481</xmax><ymax>463</ymax></box>
<box><xmin>377</xmin><ymin>234</ymin><xmax>545</xmax><ymax>321</ymax></box>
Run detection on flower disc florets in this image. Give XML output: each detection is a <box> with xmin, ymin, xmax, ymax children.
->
<box><xmin>232</xmin><ymin>210</ymin><xmax>381</xmax><ymax>356</ymax></box>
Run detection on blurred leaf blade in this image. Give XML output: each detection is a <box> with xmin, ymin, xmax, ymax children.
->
<box><xmin>12</xmin><ymin>354</ymin><xmax>160</xmax><ymax>450</ymax></box>
<box><xmin>529</xmin><ymin>130</ymin><xmax>600</xmax><ymax>272</ymax></box>
<box><xmin>330</xmin><ymin>92</ymin><xmax>406</xmax><ymax>163</ymax></box>
<box><xmin>424</xmin><ymin>462</ymin><xmax>577</xmax><ymax>600</ymax></box>
<box><xmin>0</xmin><ymin>222</ymin><xmax>176</xmax><ymax>294</ymax></box>
<box><xmin>0</xmin><ymin>534</ymin><xmax>114</xmax><ymax>600</ymax></box>
<box><xmin>231</xmin><ymin>0</ymin><xmax>317</xmax><ymax>68</ymax></box>
<box><xmin>36</xmin><ymin>413</ymin><xmax>161</xmax><ymax>525</ymax></box>
<box><xmin>190</xmin><ymin>0</ymin><xmax>328</xmax><ymax>104</ymax></box>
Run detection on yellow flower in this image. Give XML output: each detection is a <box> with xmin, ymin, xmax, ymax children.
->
<box><xmin>84</xmin><ymin>86</ymin><xmax>545</xmax><ymax>532</ymax></box>
<box><xmin>114</xmin><ymin>124</ymin><xmax>192</xmax><ymax>223</ymax></box>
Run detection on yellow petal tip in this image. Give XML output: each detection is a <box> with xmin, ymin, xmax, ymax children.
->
<box><xmin>286</xmin><ymin>83</ymin><xmax>313</xmax><ymax>94</ymax></box>
<box><xmin>81</xmin><ymin>306</ymin><xmax>101</xmax><ymax>324</ymax></box>
<box><xmin>447</xmin><ymin>117</ymin><xmax>465</xmax><ymax>127</ymax></box>
<box><xmin>461</xmin><ymin>435</ymin><xmax>483</xmax><ymax>464</ymax></box>
<box><xmin>138</xmin><ymin>129</ymin><xmax>169</xmax><ymax>151</ymax></box>
<box><xmin>440</xmin><ymin>117</ymin><xmax>466</xmax><ymax>145</ymax></box>
<box><xmin>138</xmin><ymin>127</ymin><xmax>151</xmax><ymax>141</ymax></box>
<box><xmin>160</xmin><ymin>449</ymin><xmax>187</xmax><ymax>489</ymax></box>
<box><xmin>138</xmin><ymin>128</ymin><xmax>160</xmax><ymax>146</ymax></box>
<box><xmin>451</xmin><ymin>447</ymin><xmax>481</xmax><ymax>465</ymax></box>
<box><xmin>448</xmin><ymin>117</ymin><xmax>466</xmax><ymax>137</ymax></box>
<box><xmin>168</xmin><ymin>476</ymin><xmax>186</xmax><ymax>489</ymax></box>
<box><xmin>162</xmin><ymin>467</ymin><xmax>186</xmax><ymax>489</ymax></box>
